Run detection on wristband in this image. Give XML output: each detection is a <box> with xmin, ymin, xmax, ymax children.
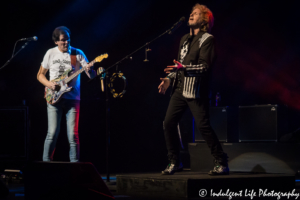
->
<box><xmin>176</xmin><ymin>64</ymin><xmax>183</xmax><ymax>69</ymax></box>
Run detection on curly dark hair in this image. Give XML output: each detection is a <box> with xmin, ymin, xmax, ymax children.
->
<box><xmin>52</xmin><ymin>26</ymin><xmax>71</xmax><ymax>43</ymax></box>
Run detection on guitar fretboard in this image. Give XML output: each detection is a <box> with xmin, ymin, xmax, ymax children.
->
<box><xmin>65</xmin><ymin>60</ymin><xmax>96</xmax><ymax>83</ymax></box>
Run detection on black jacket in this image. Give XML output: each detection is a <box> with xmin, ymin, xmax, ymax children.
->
<box><xmin>167</xmin><ymin>31</ymin><xmax>216</xmax><ymax>99</ymax></box>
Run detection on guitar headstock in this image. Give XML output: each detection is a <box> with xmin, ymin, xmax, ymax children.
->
<box><xmin>95</xmin><ymin>53</ymin><xmax>108</xmax><ymax>63</ymax></box>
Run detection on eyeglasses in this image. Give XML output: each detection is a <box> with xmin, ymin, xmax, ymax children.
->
<box><xmin>59</xmin><ymin>39</ymin><xmax>70</xmax><ymax>42</ymax></box>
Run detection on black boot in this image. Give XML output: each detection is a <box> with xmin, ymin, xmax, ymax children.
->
<box><xmin>208</xmin><ymin>159</ymin><xmax>229</xmax><ymax>175</ymax></box>
<box><xmin>161</xmin><ymin>155</ymin><xmax>183</xmax><ymax>175</ymax></box>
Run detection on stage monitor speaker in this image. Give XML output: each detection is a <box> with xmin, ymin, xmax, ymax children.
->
<box><xmin>24</xmin><ymin>162</ymin><xmax>114</xmax><ymax>200</ymax></box>
<box><xmin>194</xmin><ymin>106</ymin><xmax>228</xmax><ymax>142</ymax></box>
<box><xmin>239</xmin><ymin>105</ymin><xmax>288</xmax><ymax>142</ymax></box>
<box><xmin>0</xmin><ymin>106</ymin><xmax>28</xmax><ymax>158</ymax></box>
<box><xmin>0</xmin><ymin>179</ymin><xmax>9</xmax><ymax>198</ymax></box>
<box><xmin>189</xmin><ymin>143</ymin><xmax>300</xmax><ymax>174</ymax></box>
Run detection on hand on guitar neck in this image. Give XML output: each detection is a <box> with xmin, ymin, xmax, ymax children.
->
<box><xmin>83</xmin><ymin>61</ymin><xmax>95</xmax><ymax>79</ymax></box>
<box><xmin>85</xmin><ymin>60</ymin><xmax>95</xmax><ymax>72</ymax></box>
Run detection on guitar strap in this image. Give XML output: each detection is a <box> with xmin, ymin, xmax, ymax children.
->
<box><xmin>70</xmin><ymin>48</ymin><xmax>77</xmax><ymax>70</ymax></box>
<box><xmin>70</xmin><ymin>48</ymin><xmax>91</xmax><ymax>78</ymax></box>
<box><xmin>69</xmin><ymin>48</ymin><xmax>80</xmax><ymax>86</ymax></box>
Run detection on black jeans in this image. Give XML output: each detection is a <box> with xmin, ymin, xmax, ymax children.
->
<box><xmin>164</xmin><ymin>90</ymin><xmax>227</xmax><ymax>162</ymax></box>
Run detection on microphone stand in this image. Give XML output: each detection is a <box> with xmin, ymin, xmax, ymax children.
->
<box><xmin>105</xmin><ymin>70</ymin><xmax>111</xmax><ymax>183</ymax></box>
<box><xmin>0</xmin><ymin>41</ymin><xmax>30</xmax><ymax>70</ymax></box>
<box><xmin>91</xmin><ymin>18</ymin><xmax>184</xmax><ymax>183</ymax></box>
<box><xmin>96</xmin><ymin>22</ymin><xmax>182</xmax><ymax>77</ymax></box>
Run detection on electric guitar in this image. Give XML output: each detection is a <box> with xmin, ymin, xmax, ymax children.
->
<box><xmin>44</xmin><ymin>53</ymin><xmax>108</xmax><ymax>105</ymax></box>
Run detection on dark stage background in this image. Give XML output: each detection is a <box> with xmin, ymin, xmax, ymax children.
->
<box><xmin>0</xmin><ymin>0</ymin><xmax>299</xmax><ymax>173</ymax></box>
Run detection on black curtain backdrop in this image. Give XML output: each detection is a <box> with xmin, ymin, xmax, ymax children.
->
<box><xmin>0</xmin><ymin>0</ymin><xmax>299</xmax><ymax>173</ymax></box>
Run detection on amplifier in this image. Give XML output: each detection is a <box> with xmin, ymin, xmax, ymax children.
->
<box><xmin>0</xmin><ymin>107</ymin><xmax>29</xmax><ymax>158</ymax></box>
<box><xmin>239</xmin><ymin>105</ymin><xmax>288</xmax><ymax>142</ymax></box>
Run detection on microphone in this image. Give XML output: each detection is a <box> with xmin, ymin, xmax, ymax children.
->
<box><xmin>168</xmin><ymin>17</ymin><xmax>185</xmax><ymax>34</ymax></box>
<box><xmin>97</xmin><ymin>67</ymin><xmax>105</xmax><ymax>92</ymax></box>
<box><xmin>20</xmin><ymin>36</ymin><xmax>38</xmax><ymax>41</ymax></box>
<box><xmin>100</xmin><ymin>77</ymin><xmax>104</xmax><ymax>92</ymax></box>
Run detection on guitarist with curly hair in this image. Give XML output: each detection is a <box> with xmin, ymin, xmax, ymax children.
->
<box><xmin>158</xmin><ymin>4</ymin><xmax>229</xmax><ymax>175</ymax></box>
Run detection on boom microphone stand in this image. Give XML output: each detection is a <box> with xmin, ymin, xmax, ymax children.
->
<box><xmin>92</xmin><ymin>17</ymin><xmax>186</xmax><ymax>183</ymax></box>
<box><xmin>1</xmin><ymin>37</ymin><xmax>38</xmax><ymax>70</ymax></box>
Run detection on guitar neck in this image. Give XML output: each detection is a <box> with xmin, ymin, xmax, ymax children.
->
<box><xmin>65</xmin><ymin>60</ymin><xmax>95</xmax><ymax>83</ymax></box>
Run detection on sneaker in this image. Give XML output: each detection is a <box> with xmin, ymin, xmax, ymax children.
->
<box><xmin>161</xmin><ymin>163</ymin><xmax>183</xmax><ymax>175</ymax></box>
<box><xmin>208</xmin><ymin>160</ymin><xmax>229</xmax><ymax>175</ymax></box>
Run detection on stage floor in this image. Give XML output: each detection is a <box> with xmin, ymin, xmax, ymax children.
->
<box><xmin>117</xmin><ymin>171</ymin><xmax>296</xmax><ymax>199</ymax></box>
<box><xmin>3</xmin><ymin>172</ymin><xmax>300</xmax><ymax>200</ymax></box>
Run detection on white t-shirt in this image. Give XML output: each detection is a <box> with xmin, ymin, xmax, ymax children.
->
<box><xmin>41</xmin><ymin>46</ymin><xmax>88</xmax><ymax>100</ymax></box>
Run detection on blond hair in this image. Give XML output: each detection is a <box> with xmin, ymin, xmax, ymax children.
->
<box><xmin>192</xmin><ymin>4</ymin><xmax>214</xmax><ymax>33</ymax></box>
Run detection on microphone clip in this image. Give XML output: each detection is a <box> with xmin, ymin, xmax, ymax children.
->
<box><xmin>19</xmin><ymin>36</ymin><xmax>38</xmax><ymax>41</ymax></box>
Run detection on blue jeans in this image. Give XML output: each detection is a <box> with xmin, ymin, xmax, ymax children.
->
<box><xmin>43</xmin><ymin>99</ymin><xmax>80</xmax><ymax>162</ymax></box>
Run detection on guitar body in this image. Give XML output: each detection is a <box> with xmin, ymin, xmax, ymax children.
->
<box><xmin>43</xmin><ymin>53</ymin><xmax>108</xmax><ymax>105</ymax></box>
<box><xmin>44</xmin><ymin>69</ymin><xmax>73</xmax><ymax>105</ymax></box>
